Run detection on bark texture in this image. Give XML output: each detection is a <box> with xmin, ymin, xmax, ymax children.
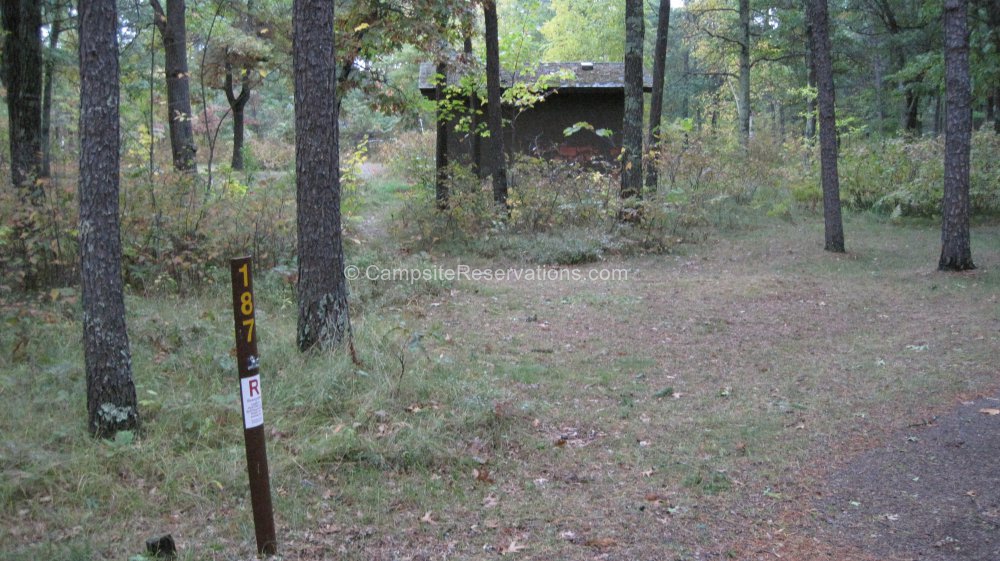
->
<box><xmin>939</xmin><ymin>0</ymin><xmax>975</xmax><ymax>271</ymax></box>
<box><xmin>1</xmin><ymin>0</ymin><xmax>43</xmax><ymax>196</ymax></box>
<box><xmin>808</xmin><ymin>0</ymin><xmax>845</xmax><ymax>252</ymax></box>
<box><xmin>803</xmin><ymin>0</ymin><xmax>817</xmax><ymax>141</ymax></box>
<box><xmin>620</xmin><ymin>0</ymin><xmax>644</xmax><ymax>204</ymax></box>
<box><xmin>464</xmin><ymin>36</ymin><xmax>482</xmax><ymax>177</ymax></box>
<box><xmin>79</xmin><ymin>0</ymin><xmax>139</xmax><ymax>438</ymax></box>
<box><xmin>435</xmin><ymin>60</ymin><xmax>449</xmax><ymax>207</ymax></box>
<box><xmin>224</xmin><ymin>62</ymin><xmax>251</xmax><ymax>170</ymax></box>
<box><xmin>151</xmin><ymin>0</ymin><xmax>197</xmax><ymax>171</ymax></box>
<box><xmin>294</xmin><ymin>0</ymin><xmax>351</xmax><ymax>350</ymax></box>
<box><xmin>644</xmin><ymin>0</ymin><xmax>670</xmax><ymax>192</ymax></box>
<box><xmin>738</xmin><ymin>0</ymin><xmax>751</xmax><ymax>148</ymax></box>
<box><xmin>483</xmin><ymin>0</ymin><xmax>508</xmax><ymax>208</ymax></box>
<box><xmin>40</xmin><ymin>0</ymin><xmax>65</xmax><ymax>178</ymax></box>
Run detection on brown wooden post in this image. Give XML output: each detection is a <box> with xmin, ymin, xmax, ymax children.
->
<box><xmin>230</xmin><ymin>257</ymin><xmax>277</xmax><ymax>555</ymax></box>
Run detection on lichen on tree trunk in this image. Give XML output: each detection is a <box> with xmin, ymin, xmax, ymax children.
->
<box><xmin>294</xmin><ymin>0</ymin><xmax>352</xmax><ymax>351</ymax></box>
<box><xmin>808</xmin><ymin>0</ymin><xmax>845</xmax><ymax>253</ymax></box>
<box><xmin>938</xmin><ymin>0</ymin><xmax>975</xmax><ymax>271</ymax></box>
<box><xmin>620</xmin><ymin>0</ymin><xmax>644</xmax><ymax>207</ymax></box>
<box><xmin>79</xmin><ymin>0</ymin><xmax>140</xmax><ymax>438</ymax></box>
<box><xmin>151</xmin><ymin>0</ymin><xmax>197</xmax><ymax>171</ymax></box>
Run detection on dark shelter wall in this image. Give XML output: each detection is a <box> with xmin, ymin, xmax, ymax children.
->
<box><xmin>420</xmin><ymin>62</ymin><xmax>651</xmax><ymax>175</ymax></box>
<box><xmin>447</xmin><ymin>91</ymin><xmax>625</xmax><ymax>174</ymax></box>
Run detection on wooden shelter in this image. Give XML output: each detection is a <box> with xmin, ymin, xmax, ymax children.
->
<box><xmin>418</xmin><ymin>62</ymin><xmax>652</xmax><ymax>170</ymax></box>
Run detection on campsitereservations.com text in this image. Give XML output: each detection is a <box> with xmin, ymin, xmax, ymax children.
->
<box><xmin>345</xmin><ymin>263</ymin><xmax>630</xmax><ymax>284</ymax></box>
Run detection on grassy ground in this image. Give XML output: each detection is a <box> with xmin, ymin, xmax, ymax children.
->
<box><xmin>1</xmin><ymin>173</ymin><xmax>998</xmax><ymax>560</ymax></box>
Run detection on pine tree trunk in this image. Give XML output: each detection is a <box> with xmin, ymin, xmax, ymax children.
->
<box><xmin>465</xmin><ymin>36</ymin><xmax>482</xmax><ymax>177</ymax></box>
<box><xmin>620</xmin><ymin>0</ymin><xmax>644</xmax><ymax>207</ymax></box>
<box><xmin>1</xmin><ymin>0</ymin><xmax>43</xmax><ymax>198</ymax></box>
<box><xmin>904</xmin><ymin>88</ymin><xmax>921</xmax><ymax>134</ymax></box>
<box><xmin>995</xmin><ymin>87</ymin><xmax>1000</xmax><ymax>134</ymax></box>
<box><xmin>225</xmin><ymin>64</ymin><xmax>250</xmax><ymax>171</ymax></box>
<box><xmin>644</xmin><ymin>0</ymin><xmax>670</xmax><ymax>192</ymax></box>
<box><xmin>294</xmin><ymin>0</ymin><xmax>351</xmax><ymax>350</ymax></box>
<box><xmin>79</xmin><ymin>0</ymin><xmax>139</xmax><ymax>438</ymax></box>
<box><xmin>803</xmin><ymin>0</ymin><xmax>817</xmax><ymax>142</ymax></box>
<box><xmin>738</xmin><ymin>0</ymin><xmax>751</xmax><ymax>148</ymax></box>
<box><xmin>808</xmin><ymin>0</ymin><xmax>845</xmax><ymax>253</ymax></box>
<box><xmin>435</xmin><ymin>60</ymin><xmax>449</xmax><ymax>208</ymax></box>
<box><xmin>939</xmin><ymin>0</ymin><xmax>975</xmax><ymax>271</ymax></box>
<box><xmin>40</xmin><ymin>2</ymin><xmax>63</xmax><ymax>179</ymax></box>
<box><xmin>483</xmin><ymin>0</ymin><xmax>508</xmax><ymax>208</ymax></box>
<box><xmin>232</xmin><ymin>104</ymin><xmax>246</xmax><ymax>170</ymax></box>
<box><xmin>151</xmin><ymin>0</ymin><xmax>197</xmax><ymax>171</ymax></box>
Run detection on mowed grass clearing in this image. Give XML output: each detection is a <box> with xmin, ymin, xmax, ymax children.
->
<box><xmin>1</xmin><ymin>212</ymin><xmax>998</xmax><ymax>561</ymax></box>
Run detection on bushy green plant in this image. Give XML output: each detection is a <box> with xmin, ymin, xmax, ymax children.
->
<box><xmin>840</xmin><ymin>131</ymin><xmax>1000</xmax><ymax>217</ymax></box>
<box><xmin>374</xmin><ymin>130</ymin><xmax>434</xmax><ymax>188</ymax></box>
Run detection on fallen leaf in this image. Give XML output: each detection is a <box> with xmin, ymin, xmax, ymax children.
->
<box><xmin>482</xmin><ymin>494</ymin><xmax>499</xmax><ymax>509</ymax></box>
<box><xmin>979</xmin><ymin>408</ymin><xmax>1000</xmax><ymax>416</ymax></box>
<box><xmin>641</xmin><ymin>468</ymin><xmax>655</xmax><ymax>477</ymax></box>
<box><xmin>501</xmin><ymin>538</ymin><xmax>527</xmax><ymax>554</ymax></box>
<box><xmin>473</xmin><ymin>468</ymin><xmax>494</xmax><ymax>483</ymax></box>
<box><xmin>420</xmin><ymin>511</ymin><xmax>436</xmax><ymax>525</ymax></box>
<box><xmin>583</xmin><ymin>537</ymin><xmax>617</xmax><ymax>549</ymax></box>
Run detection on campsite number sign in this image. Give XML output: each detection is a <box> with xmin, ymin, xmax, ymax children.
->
<box><xmin>230</xmin><ymin>257</ymin><xmax>277</xmax><ymax>555</ymax></box>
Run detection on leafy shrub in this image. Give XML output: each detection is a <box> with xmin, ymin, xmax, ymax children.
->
<box><xmin>374</xmin><ymin>130</ymin><xmax>434</xmax><ymax>189</ymax></box>
<box><xmin>0</xmin><ymin>175</ymin><xmax>79</xmax><ymax>290</ymax></box>
<box><xmin>840</xmin><ymin>131</ymin><xmax>1000</xmax><ymax>217</ymax></box>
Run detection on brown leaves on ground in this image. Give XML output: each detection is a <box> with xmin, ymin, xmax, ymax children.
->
<box><xmin>583</xmin><ymin>536</ymin><xmax>618</xmax><ymax>549</ymax></box>
<box><xmin>499</xmin><ymin>537</ymin><xmax>527</xmax><ymax>554</ymax></box>
<box><xmin>473</xmin><ymin>467</ymin><xmax>494</xmax><ymax>483</ymax></box>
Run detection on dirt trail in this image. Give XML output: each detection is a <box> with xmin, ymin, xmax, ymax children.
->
<box><xmin>412</xmin><ymin>221</ymin><xmax>1000</xmax><ymax>560</ymax></box>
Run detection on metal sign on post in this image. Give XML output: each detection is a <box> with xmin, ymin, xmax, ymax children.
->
<box><xmin>230</xmin><ymin>256</ymin><xmax>277</xmax><ymax>556</ymax></box>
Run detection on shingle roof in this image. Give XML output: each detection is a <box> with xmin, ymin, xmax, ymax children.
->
<box><xmin>418</xmin><ymin>61</ymin><xmax>653</xmax><ymax>94</ymax></box>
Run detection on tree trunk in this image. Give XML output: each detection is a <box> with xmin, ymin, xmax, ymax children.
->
<box><xmin>1</xmin><ymin>0</ymin><xmax>43</xmax><ymax>197</ymax></box>
<box><xmin>989</xmin><ymin>2</ymin><xmax>1000</xmax><ymax>133</ymax></box>
<box><xmin>435</xmin><ymin>61</ymin><xmax>449</xmax><ymax>208</ymax></box>
<box><xmin>465</xmin><ymin>36</ymin><xmax>482</xmax><ymax>177</ymax></box>
<box><xmin>620</xmin><ymin>0</ymin><xmax>644</xmax><ymax>207</ymax></box>
<box><xmin>78</xmin><ymin>0</ymin><xmax>139</xmax><ymax>438</ymax></box>
<box><xmin>682</xmin><ymin>49</ymin><xmax>690</xmax><ymax>119</ymax></box>
<box><xmin>225</xmin><ymin>63</ymin><xmax>251</xmax><ymax>170</ymax></box>
<box><xmin>483</xmin><ymin>0</ymin><xmax>508</xmax><ymax>208</ymax></box>
<box><xmin>808</xmin><ymin>0</ymin><xmax>845</xmax><ymax>253</ymax></box>
<box><xmin>294</xmin><ymin>0</ymin><xmax>351</xmax><ymax>350</ymax></box>
<box><xmin>150</xmin><ymin>0</ymin><xmax>197</xmax><ymax>171</ymax></box>
<box><xmin>738</xmin><ymin>0</ymin><xmax>751</xmax><ymax>148</ymax></box>
<box><xmin>232</xmin><ymin>103</ymin><xmax>246</xmax><ymax>169</ymax></box>
<box><xmin>644</xmin><ymin>0</ymin><xmax>669</xmax><ymax>192</ymax></box>
<box><xmin>803</xmin><ymin>0</ymin><xmax>817</xmax><ymax>141</ymax></box>
<box><xmin>933</xmin><ymin>91</ymin><xmax>943</xmax><ymax>135</ymax></box>
<box><xmin>995</xmin><ymin>87</ymin><xmax>1000</xmax><ymax>134</ymax></box>
<box><xmin>904</xmin><ymin>87</ymin><xmax>921</xmax><ymax>134</ymax></box>
<box><xmin>40</xmin><ymin>0</ymin><xmax>64</xmax><ymax>178</ymax></box>
<box><xmin>939</xmin><ymin>0</ymin><xmax>974</xmax><ymax>271</ymax></box>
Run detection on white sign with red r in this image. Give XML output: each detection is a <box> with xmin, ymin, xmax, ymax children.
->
<box><xmin>240</xmin><ymin>374</ymin><xmax>264</xmax><ymax>429</ymax></box>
